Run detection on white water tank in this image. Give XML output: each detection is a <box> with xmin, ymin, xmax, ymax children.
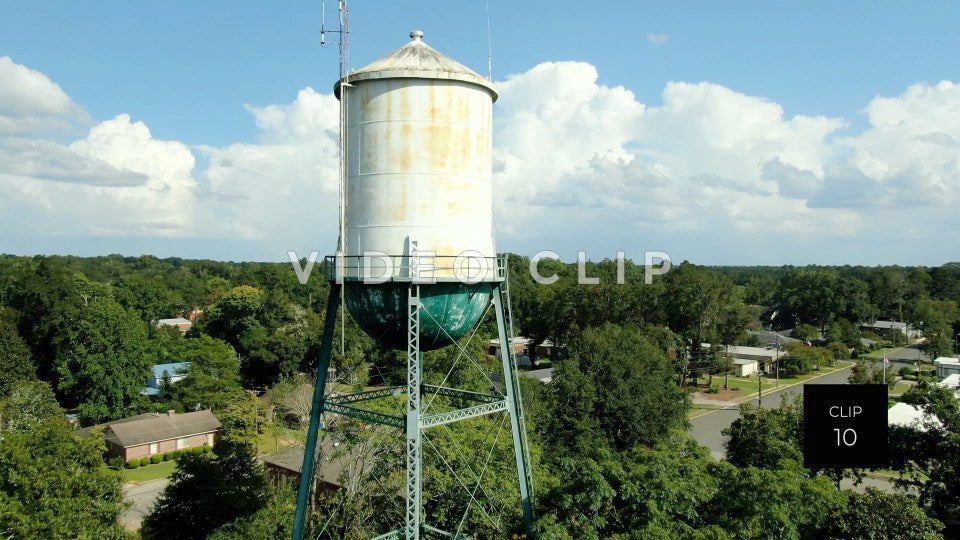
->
<box><xmin>336</xmin><ymin>30</ymin><xmax>498</xmax><ymax>278</ymax></box>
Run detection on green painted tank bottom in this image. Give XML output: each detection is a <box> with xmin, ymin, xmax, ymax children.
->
<box><xmin>344</xmin><ymin>282</ymin><xmax>495</xmax><ymax>350</ymax></box>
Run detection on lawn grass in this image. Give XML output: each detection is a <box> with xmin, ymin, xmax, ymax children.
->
<box><xmin>118</xmin><ymin>459</ymin><xmax>178</xmax><ymax>484</ymax></box>
<box><xmin>258</xmin><ymin>425</ymin><xmax>307</xmax><ymax>455</ymax></box>
<box><xmin>862</xmin><ymin>347</ymin><xmax>898</xmax><ymax>360</ymax></box>
<box><xmin>890</xmin><ymin>380</ymin><xmax>912</xmax><ymax>396</ymax></box>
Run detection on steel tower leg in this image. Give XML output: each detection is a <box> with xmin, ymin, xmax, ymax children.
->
<box><xmin>493</xmin><ymin>285</ymin><xmax>535</xmax><ymax>532</ymax></box>
<box><xmin>292</xmin><ymin>285</ymin><xmax>341</xmax><ymax>540</ymax></box>
<box><xmin>405</xmin><ymin>284</ymin><xmax>422</xmax><ymax>539</ymax></box>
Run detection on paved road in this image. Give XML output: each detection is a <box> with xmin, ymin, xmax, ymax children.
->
<box><xmin>689</xmin><ymin>366</ymin><xmax>853</xmax><ymax>460</ymax></box>
<box><xmin>120</xmin><ymin>478</ymin><xmax>169</xmax><ymax>531</ymax></box>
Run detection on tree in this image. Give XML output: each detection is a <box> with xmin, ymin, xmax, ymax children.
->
<box><xmin>717</xmin><ymin>300</ymin><xmax>759</xmax><ymax>389</ymax></box>
<box><xmin>148</xmin><ymin>331</ymin><xmax>243</xmax><ymax>411</ymax></box>
<box><xmin>114</xmin><ymin>273</ymin><xmax>186</xmax><ymax>322</ymax></box>
<box><xmin>780</xmin><ymin>343</ymin><xmax>833</xmax><ymax>377</ymax></box>
<box><xmin>208</xmin><ymin>488</ymin><xmax>295</xmax><ymax>539</ymax></box>
<box><xmin>142</xmin><ymin>439</ymin><xmax>269</xmax><ymax>540</ymax></box>
<box><xmin>0</xmin><ymin>380</ymin><xmax>62</xmax><ymax>433</ymax></box>
<box><xmin>549</xmin><ymin>323</ymin><xmax>689</xmax><ymax>452</ymax></box>
<box><xmin>54</xmin><ymin>296</ymin><xmax>151</xmax><ymax>424</ymax></box>
<box><xmin>0</xmin><ymin>319</ymin><xmax>35</xmax><ymax>396</ymax></box>
<box><xmin>911</xmin><ymin>297</ymin><xmax>959</xmax><ymax>358</ymax></box>
<box><xmin>706</xmin><ymin>461</ymin><xmax>847</xmax><ymax>539</ymax></box>
<box><xmin>0</xmin><ymin>420</ymin><xmax>129</xmax><ymax>539</ymax></box>
<box><xmin>269</xmin><ymin>373</ymin><xmax>314</xmax><ymax>429</ymax></box>
<box><xmin>663</xmin><ymin>263</ymin><xmax>733</xmax><ymax>384</ymax></box>
<box><xmin>823</xmin><ymin>488</ymin><xmax>943</xmax><ymax>540</ymax></box>
<box><xmin>723</xmin><ymin>399</ymin><xmax>803</xmax><ymax>469</ymax></box>
<box><xmin>888</xmin><ymin>382</ymin><xmax>960</xmax><ymax>523</ymax></box>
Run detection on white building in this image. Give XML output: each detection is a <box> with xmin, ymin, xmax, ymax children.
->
<box><xmin>724</xmin><ymin>345</ymin><xmax>785</xmax><ymax>375</ymax></box>
<box><xmin>934</xmin><ymin>357</ymin><xmax>960</xmax><ymax>379</ymax></box>
<box><xmin>732</xmin><ymin>359</ymin><xmax>759</xmax><ymax>377</ymax></box>
<box><xmin>888</xmin><ymin>402</ymin><xmax>941</xmax><ymax>431</ymax></box>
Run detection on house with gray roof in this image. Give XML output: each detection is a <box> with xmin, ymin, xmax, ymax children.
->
<box><xmin>76</xmin><ymin>409</ymin><xmax>220</xmax><ymax>461</ymax></box>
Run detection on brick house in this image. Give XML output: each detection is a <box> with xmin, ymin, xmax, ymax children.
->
<box><xmin>77</xmin><ymin>409</ymin><xmax>221</xmax><ymax>461</ymax></box>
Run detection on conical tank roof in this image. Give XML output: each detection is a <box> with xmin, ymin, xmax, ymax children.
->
<box><xmin>335</xmin><ymin>30</ymin><xmax>497</xmax><ymax>101</ymax></box>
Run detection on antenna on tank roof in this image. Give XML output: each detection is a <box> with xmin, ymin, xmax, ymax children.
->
<box><xmin>320</xmin><ymin>0</ymin><xmax>350</xmax><ymax>355</ymax></box>
<box><xmin>485</xmin><ymin>0</ymin><xmax>494</xmax><ymax>80</ymax></box>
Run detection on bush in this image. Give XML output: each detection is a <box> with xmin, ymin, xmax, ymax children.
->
<box><xmin>705</xmin><ymin>386</ymin><xmax>720</xmax><ymax>394</ymax></box>
<box><xmin>201</xmin><ymin>445</ymin><xmax>212</xmax><ymax>454</ymax></box>
<box><xmin>107</xmin><ymin>456</ymin><xmax>124</xmax><ymax>469</ymax></box>
<box><xmin>150</xmin><ymin>454</ymin><xmax>163</xmax><ymax>464</ymax></box>
<box><xmin>126</xmin><ymin>459</ymin><xmax>139</xmax><ymax>469</ymax></box>
<box><xmin>139</xmin><ymin>457</ymin><xmax>150</xmax><ymax>467</ymax></box>
<box><xmin>162</xmin><ymin>452</ymin><xmax>172</xmax><ymax>461</ymax></box>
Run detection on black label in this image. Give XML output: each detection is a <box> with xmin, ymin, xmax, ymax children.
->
<box><xmin>803</xmin><ymin>384</ymin><xmax>888</xmax><ymax>469</ymax></box>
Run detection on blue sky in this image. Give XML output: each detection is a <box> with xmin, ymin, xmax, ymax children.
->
<box><xmin>1</xmin><ymin>1</ymin><xmax>959</xmax><ymax>264</ymax></box>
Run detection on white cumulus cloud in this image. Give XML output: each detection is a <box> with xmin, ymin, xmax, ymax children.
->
<box><xmin>1</xmin><ymin>55</ymin><xmax>958</xmax><ymax>263</ymax></box>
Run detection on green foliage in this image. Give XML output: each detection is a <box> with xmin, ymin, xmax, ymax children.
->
<box><xmin>126</xmin><ymin>459</ymin><xmax>139</xmax><ymax>469</ymax></box>
<box><xmin>142</xmin><ymin>439</ymin><xmax>268</xmax><ymax>540</ymax></box>
<box><xmin>139</xmin><ymin>457</ymin><xmax>150</xmax><ymax>467</ymax></box>
<box><xmin>549</xmin><ymin>323</ymin><xmax>689</xmax><ymax>452</ymax></box>
<box><xmin>0</xmin><ymin>420</ymin><xmax>129</xmax><ymax>539</ymax></box>
<box><xmin>823</xmin><ymin>488</ymin><xmax>943</xmax><ymax>539</ymax></box>
<box><xmin>0</xmin><ymin>380</ymin><xmax>62</xmax><ymax>432</ymax></box>
<box><xmin>889</xmin><ymin>382</ymin><xmax>960</xmax><ymax>522</ymax></box>
<box><xmin>198</xmin><ymin>285</ymin><xmax>321</xmax><ymax>387</ymax></box>
<box><xmin>782</xmin><ymin>269</ymin><xmax>877</xmax><ymax>330</ymax></box>
<box><xmin>150</xmin><ymin>454</ymin><xmax>162</xmax><ymax>464</ymax></box>
<box><xmin>790</xmin><ymin>323</ymin><xmax>820</xmax><ymax>341</ymax></box>
<box><xmin>780</xmin><ymin>343</ymin><xmax>833</xmax><ymax>377</ymax></box>
<box><xmin>912</xmin><ymin>297</ymin><xmax>959</xmax><ymax>357</ymax></box>
<box><xmin>723</xmin><ymin>399</ymin><xmax>802</xmax><ymax>468</ymax></box>
<box><xmin>0</xmin><ymin>319</ymin><xmax>35</xmax><ymax>397</ymax></box>
<box><xmin>848</xmin><ymin>359</ymin><xmax>894</xmax><ymax>386</ymax></box>
<box><xmin>208</xmin><ymin>488</ymin><xmax>295</xmax><ymax>539</ymax></box>
<box><xmin>149</xmin><ymin>331</ymin><xmax>243</xmax><ymax>411</ymax></box>
<box><xmin>114</xmin><ymin>273</ymin><xmax>186</xmax><ymax>322</ymax></box>
<box><xmin>706</xmin><ymin>461</ymin><xmax>847</xmax><ymax>539</ymax></box>
<box><xmin>54</xmin><ymin>296</ymin><xmax>151</xmax><ymax>424</ymax></box>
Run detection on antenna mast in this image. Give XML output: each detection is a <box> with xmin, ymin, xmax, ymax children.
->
<box><xmin>323</xmin><ymin>0</ymin><xmax>350</xmax><ymax>355</ymax></box>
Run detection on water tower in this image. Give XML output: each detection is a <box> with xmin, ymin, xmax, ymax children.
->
<box><xmin>292</xmin><ymin>29</ymin><xmax>535</xmax><ymax>540</ymax></box>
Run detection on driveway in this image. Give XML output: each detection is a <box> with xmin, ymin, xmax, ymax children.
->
<box><xmin>120</xmin><ymin>478</ymin><xmax>169</xmax><ymax>531</ymax></box>
<box><xmin>689</xmin><ymin>366</ymin><xmax>853</xmax><ymax>460</ymax></box>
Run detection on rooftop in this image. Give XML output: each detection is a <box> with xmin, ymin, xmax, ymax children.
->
<box><xmin>156</xmin><ymin>318</ymin><xmax>192</xmax><ymax>326</ymax></box>
<box><xmin>261</xmin><ymin>440</ymin><xmax>349</xmax><ymax>485</ymax></box>
<box><xmin>77</xmin><ymin>410</ymin><xmax>221</xmax><ymax>448</ymax></box>
<box><xmin>151</xmin><ymin>362</ymin><xmax>190</xmax><ymax>380</ymax></box>
<box><xmin>336</xmin><ymin>30</ymin><xmax>497</xmax><ymax>100</ymax></box>
<box><xmin>871</xmin><ymin>320</ymin><xmax>907</xmax><ymax>330</ymax></box>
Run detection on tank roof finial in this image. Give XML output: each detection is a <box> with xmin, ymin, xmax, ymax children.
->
<box><xmin>410</xmin><ymin>30</ymin><xmax>424</xmax><ymax>41</ymax></box>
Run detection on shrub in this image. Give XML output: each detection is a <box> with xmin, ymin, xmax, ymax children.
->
<box><xmin>150</xmin><ymin>454</ymin><xmax>162</xmax><ymax>464</ymax></box>
<box><xmin>162</xmin><ymin>452</ymin><xmax>171</xmax><ymax>461</ymax></box>
<box><xmin>107</xmin><ymin>456</ymin><xmax>125</xmax><ymax>469</ymax></box>
<box><xmin>202</xmin><ymin>445</ymin><xmax>212</xmax><ymax>454</ymax></box>
<box><xmin>139</xmin><ymin>457</ymin><xmax>150</xmax><ymax>467</ymax></box>
<box><xmin>126</xmin><ymin>459</ymin><xmax>139</xmax><ymax>469</ymax></box>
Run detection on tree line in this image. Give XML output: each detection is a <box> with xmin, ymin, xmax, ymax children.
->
<box><xmin>1</xmin><ymin>252</ymin><xmax>958</xmax><ymax>538</ymax></box>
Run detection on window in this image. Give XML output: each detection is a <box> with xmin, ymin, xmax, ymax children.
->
<box><xmin>176</xmin><ymin>437</ymin><xmax>188</xmax><ymax>450</ymax></box>
<box><xmin>206</xmin><ymin>433</ymin><xmax>214</xmax><ymax>446</ymax></box>
<box><xmin>149</xmin><ymin>442</ymin><xmax>158</xmax><ymax>455</ymax></box>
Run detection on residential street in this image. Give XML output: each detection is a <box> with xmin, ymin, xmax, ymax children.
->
<box><xmin>689</xmin><ymin>366</ymin><xmax>853</xmax><ymax>460</ymax></box>
<box><xmin>120</xmin><ymin>478</ymin><xmax>169</xmax><ymax>531</ymax></box>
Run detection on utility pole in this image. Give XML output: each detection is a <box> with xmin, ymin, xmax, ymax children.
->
<box><xmin>757</xmin><ymin>370</ymin><xmax>762</xmax><ymax>407</ymax></box>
